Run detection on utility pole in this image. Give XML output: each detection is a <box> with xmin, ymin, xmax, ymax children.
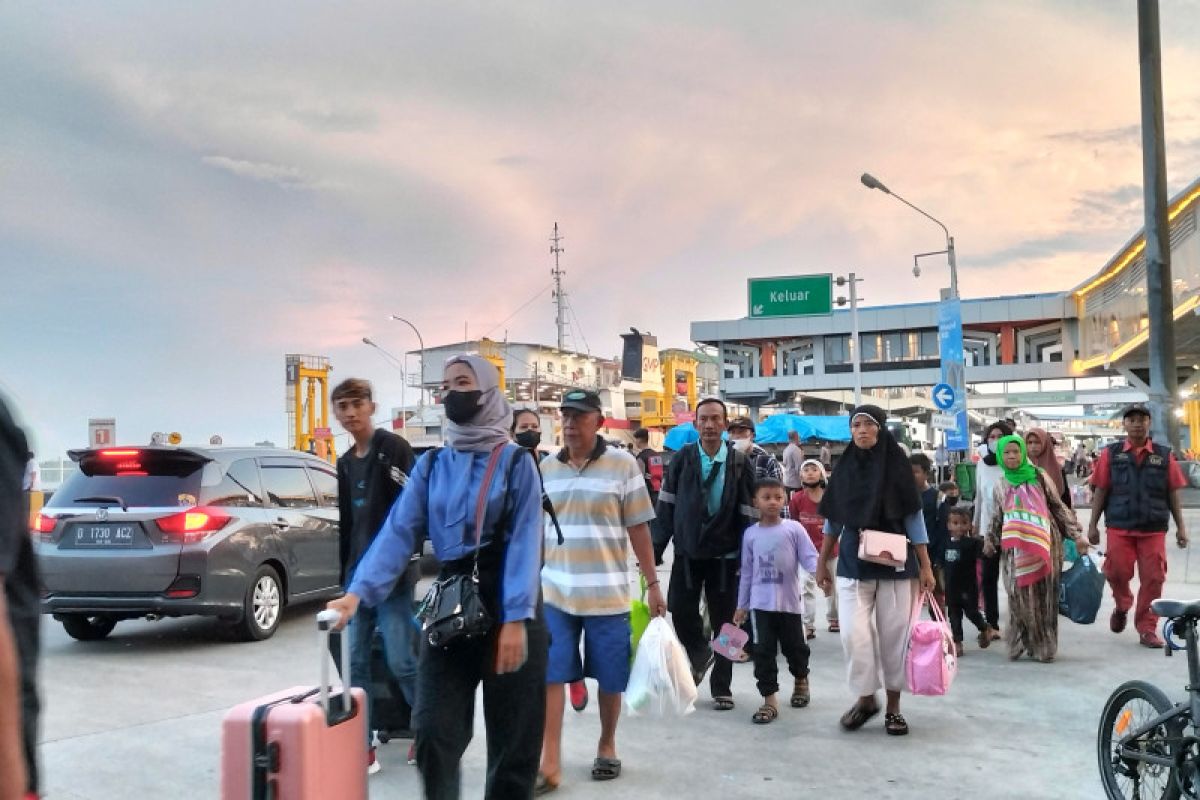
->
<box><xmin>1138</xmin><ymin>0</ymin><xmax>1180</xmax><ymax>449</ymax></box>
<box><xmin>550</xmin><ymin>222</ymin><xmax>568</xmax><ymax>350</ymax></box>
<box><xmin>836</xmin><ymin>273</ymin><xmax>864</xmax><ymax>407</ymax></box>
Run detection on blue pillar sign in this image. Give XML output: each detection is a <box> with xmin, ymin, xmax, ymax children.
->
<box><xmin>938</xmin><ymin>298</ymin><xmax>969</xmax><ymax>450</ymax></box>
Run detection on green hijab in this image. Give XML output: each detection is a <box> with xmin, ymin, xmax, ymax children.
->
<box><xmin>997</xmin><ymin>434</ymin><xmax>1039</xmax><ymax>487</ymax></box>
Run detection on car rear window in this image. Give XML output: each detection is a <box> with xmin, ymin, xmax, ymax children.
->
<box><xmin>47</xmin><ymin>450</ymin><xmax>205</xmax><ymax>509</ymax></box>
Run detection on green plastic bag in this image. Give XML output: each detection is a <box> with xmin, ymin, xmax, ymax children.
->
<box><xmin>630</xmin><ymin>576</ymin><xmax>651</xmax><ymax>659</ymax></box>
<box><xmin>1063</xmin><ymin>537</ymin><xmax>1079</xmax><ymax>563</ymax></box>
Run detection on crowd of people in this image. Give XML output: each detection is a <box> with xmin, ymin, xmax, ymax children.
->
<box><xmin>318</xmin><ymin>353</ymin><xmax>1193</xmax><ymax>798</ymax></box>
<box><xmin>0</xmin><ymin>350</ymin><xmax>1187</xmax><ymax>800</ymax></box>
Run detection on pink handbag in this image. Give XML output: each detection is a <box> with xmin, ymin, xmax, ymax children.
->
<box><xmin>858</xmin><ymin>529</ymin><xmax>908</xmax><ymax>570</ymax></box>
<box><xmin>905</xmin><ymin>590</ymin><xmax>957</xmax><ymax>697</ymax></box>
<box><xmin>710</xmin><ymin>623</ymin><xmax>749</xmax><ymax>662</ymax></box>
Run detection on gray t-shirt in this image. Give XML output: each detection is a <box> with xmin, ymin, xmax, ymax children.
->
<box><xmin>782</xmin><ymin>443</ymin><xmax>804</xmax><ymax>489</ymax></box>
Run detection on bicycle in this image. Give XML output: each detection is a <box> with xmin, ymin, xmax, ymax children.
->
<box><xmin>1098</xmin><ymin>599</ymin><xmax>1200</xmax><ymax>799</ymax></box>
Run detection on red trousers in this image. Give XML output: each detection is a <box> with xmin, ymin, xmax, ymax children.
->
<box><xmin>1103</xmin><ymin>530</ymin><xmax>1168</xmax><ymax>635</ymax></box>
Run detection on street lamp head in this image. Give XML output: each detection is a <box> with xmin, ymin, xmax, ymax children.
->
<box><xmin>912</xmin><ymin>264</ymin><xmax>921</xmax><ymax>278</ymax></box>
<box><xmin>362</xmin><ymin>337</ymin><xmax>374</xmax><ymax>345</ymax></box>
<box><xmin>860</xmin><ymin>173</ymin><xmax>890</xmax><ymax>194</ymax></box>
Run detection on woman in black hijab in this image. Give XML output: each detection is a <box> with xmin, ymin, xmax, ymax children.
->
<box><xmin>815</xmin><ymin>405</ymin><xmax>936</xmax><ymax>737</ymax></box>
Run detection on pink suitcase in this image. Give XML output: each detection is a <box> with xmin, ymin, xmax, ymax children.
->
<box><xmin>221</xmin><ymin>610</ymin><xmax>368</xmax><ymax>799</ymax></box>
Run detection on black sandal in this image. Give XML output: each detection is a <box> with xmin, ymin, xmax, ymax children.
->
<box><xmin>839</xmin><ymin>700</ymin><xmax>880</xmax><ymax>731</ymax></box>
<box><xmin>712</xmin><ymin>696</ymin><xmax>735</xmax><ymax>711</ymax></box>
<box><xmin>790</xmin><ymin>678</ymin><xmax>810</xmax><ymax>708</ymax></box>
<box><xmin>591</xmin><ymin>758</ymin><xmax>621</xmax><ymax>781</ymax></box>
<box><xmin>752</xmin><ymin>704</ymin><xmax>779</xmax><ymax>724</ymax></box>
<box><xmin>885</xmin><ymin>713</ymin><xmax>909</xmax><ymax>736</ymax></box>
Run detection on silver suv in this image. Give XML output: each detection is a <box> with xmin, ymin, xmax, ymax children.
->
<box><xmin>34</xmin><ymin>446</ymin><xmax>342</xmax><ymax>641</ymax></box>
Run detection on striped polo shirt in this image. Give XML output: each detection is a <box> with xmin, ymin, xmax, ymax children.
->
<box><xmin>540</xmin><ymin>438</ymin><xmax>657</xmax><ymax>616</ymax></box>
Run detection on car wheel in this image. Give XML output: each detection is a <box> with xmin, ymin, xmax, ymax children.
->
<box><xmin>60</xmin><ymin>615</ymin><xmax>117</xmax><ymax>641</ymax></box>
<box><xmin>234</xmin><ymin>565</ymin><xmax>284</xmax><ymax>641</ymax></box>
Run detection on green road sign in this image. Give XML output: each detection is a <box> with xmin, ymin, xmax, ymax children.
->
<box><xmin>1005</xmin><ymin>392</ymin><xmax>1076</xmax><ymax>405</ymax></box>
<box><xmin>747</xmin><ymin>274</ymin><xmax>833</xmax><ymax>318</ymax></box>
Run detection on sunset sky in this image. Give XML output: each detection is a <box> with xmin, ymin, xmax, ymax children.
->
<box><xmin>4</xmin><ymin>1</ymin><xmax>1200</xmax><ymax>457</ymax></box>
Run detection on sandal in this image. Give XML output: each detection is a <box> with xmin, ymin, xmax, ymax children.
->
<box><xmin>828</xmin><ymin>621</ymin><xmax>840</xmax><ymax>633</ymax></box>
<box><xmin>591</xmin><ymin>757</ymin><xmax>621</xmax><ymax>781</ymax></box>
<box><xmin>535</xmin><ymin>773</ymin><xmax>560</xmax><ymax>796</ymax></box>
<box><xmin>752</xmin><ymin>703</ymin><xmax>779</xmax><ymax>724</ymax></box>
<box><xmin>839</xmin><ymin>699</ymin><xmax>880</xmax><ymax>731</ymax></box>
<box><xmin>790</xmin><ymin>677</ymin><xmax>810</xmax><ymax>708</ymax></box>
<box><xmin>712</xmin><ymin>696</ymin><xmax>736</xmax><ymax>711</ymax></box>
<box><xmin>884</xmin><ymin>713</ymin><xmax>909</xmax><ymax>736</ymax></box>
<box><xmin>978</xmin><ymin>627</ymin><xmax>993</xmax><ymax>649</ymax></box>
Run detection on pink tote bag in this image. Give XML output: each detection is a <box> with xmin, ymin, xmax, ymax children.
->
<box><xmin>905</xmin><ymin>590</ymin><xmax>957</xmax><ymax>696</ymax></box>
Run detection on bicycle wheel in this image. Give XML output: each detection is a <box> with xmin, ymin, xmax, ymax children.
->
<box><xmin>1098</xmin><ymin>680</ymin><xmax>1183</xmax><ymax>800</ymax></box>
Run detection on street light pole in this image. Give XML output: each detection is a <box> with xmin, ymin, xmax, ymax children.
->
<box><xmin>389</xmin><ymin>315</ymin><xmax>426</xmax><ymax>412</ymax></box>
<box><xmin>1137</xmin><ymin>0</ymin><xmax>1180</xmax><ymax>449</ymax></box>
<box><xmin>363</xmin><ymin>337</ymin><xmax>407</xmax><ymax>428</ymax></box>
<box><xmin>860</xmin><ymin>173</ymin><xmax>959</xmax><ymax>299</ymax></box>
<box><xmin>862</xmin><ymin>171</ymin><xmax>967</xmax><ymax>454</ymax></box>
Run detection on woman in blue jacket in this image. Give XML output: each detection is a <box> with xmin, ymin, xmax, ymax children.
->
<box><xmin>327</xmin><ymin>354</ymin><xmax>546</xmax><ymax>799</ymax></box>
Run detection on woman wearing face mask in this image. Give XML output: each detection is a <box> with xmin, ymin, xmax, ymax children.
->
<box><xmin>789</xmin><ymin>460</ymin><xmax>832</xmax><ymax>639</ymax></box>
<box><xmin>972</xmin><ymin>420</ymin><xmax>1013</xmax><ymax>639</ymax></box>
<box><xmin>983</xmin><ymin>436</ymin><xmax>1089</xmax><ymax>662</ymax></box>
<box><xmin>327</xmin><ymin>355</ymin><xmax>547</xmax><ymax>799</ymax></box>
<box><xmin>815</xmin><ymin>406</ymin><xmax>936</xmax><ymax>737</ymax></box>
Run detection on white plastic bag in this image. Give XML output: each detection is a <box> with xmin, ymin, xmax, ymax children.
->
<box><xmin>624</xmin><ymin>617</ymin><xmax>698</xmax><ymax>717</ymax></box>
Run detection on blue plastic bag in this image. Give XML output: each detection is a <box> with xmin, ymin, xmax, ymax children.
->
<box><xmin>1059</xmin><ymin>554</ymin><xmax>1105</xmax><ymax>624</ymax></box>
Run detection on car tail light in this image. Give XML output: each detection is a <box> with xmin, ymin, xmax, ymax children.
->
<box><xmin>31</xmin><ymin>514</ymin><xmax>57</xmax><ymax>542</ymax></box>
<box><xmin>157</xmin><ymin>507</ymin><xmax>231</xmax><ymax>544</ymax></box>
<box><xmin>165</xmin><ymin>575</ymin><xmax>201</xmax><ymax>599</ymax></box>
<box><xmin>99</xmin><ymin>449</ymin><xmax>140</xmax><ymax>457</ymax></box>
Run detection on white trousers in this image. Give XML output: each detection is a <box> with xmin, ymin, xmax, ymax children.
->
<box><xmin>836</xmin><ymin>577</ymin><xmax>918</xmax><ymax>696</ymax></box>
<box><xmin>801</xmin><ymin>559</ymin><xmax>840</xmax><ymax>628</ymax></box>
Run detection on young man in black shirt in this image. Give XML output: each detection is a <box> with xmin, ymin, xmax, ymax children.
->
<box><xmin>332</xmin><ymin>378</ymin><xmax>416</xmax><ymax>773</ymax></box>
<box><xmin>0</xmin><ymin>395</ymin><xmax>38</xmax><ymax>799</ymax></box>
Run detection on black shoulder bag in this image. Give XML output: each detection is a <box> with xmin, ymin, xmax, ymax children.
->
<box><xmin>418</xmin><ymin>443</ymin><xmax>506</xmax><ymax>649</ymax></box>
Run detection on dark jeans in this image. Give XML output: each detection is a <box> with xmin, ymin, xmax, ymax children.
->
<box><xmin>348</xmin><ymin>586</ymin><xmax>418</xmax><ymax>746</ymax></box>
<box><xmin>749</xmin><ymin>610</ymin><xmax>809</xmax><ymax>697</ymax></box>
<box><xmin>413</xmin><ymin>613</ymin><xmax>548</xmax><ymax>799</ymax></box>
<box><xmin>668</xmin><ymin>555</ymin><xmax>739</xmax><ymax>699</ymax></box>
<box><xmin>980</xmin><ymin>552</ymin><xmax>1001</xmax><ymax>628</ymax></box>
<box><xmin>947</xmin><ymin>590</ymin><xmax>988</xmax><ymax>643</ymax></box>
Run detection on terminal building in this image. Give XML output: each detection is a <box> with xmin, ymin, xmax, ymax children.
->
<box><xmin>691</xmin><ymin>177</ymin><xmax>1200</xmax><ymax>447</ymax></box>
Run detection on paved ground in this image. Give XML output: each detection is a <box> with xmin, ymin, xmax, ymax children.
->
<box><xmin>36</xmin><ymin>508</ymin><xmax>1200</xmax><ymax>798</ymax></box>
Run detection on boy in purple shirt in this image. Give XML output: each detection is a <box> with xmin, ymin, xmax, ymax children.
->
<box><xmin>734</xmin><ymin>478</ymin><xmax>820</xmax><ymax>724</ymax></box>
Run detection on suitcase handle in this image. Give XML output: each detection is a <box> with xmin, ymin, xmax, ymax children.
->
<box><xmin>317</xmin><ymin>610</ymin><xmax>351</xmax><ymax>717</ymax></box>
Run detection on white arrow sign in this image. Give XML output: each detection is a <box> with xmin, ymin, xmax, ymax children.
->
<box><xmin>932</xmin><ymin>383</ymin><xmax>956</xmax><ymax>411</ymax></box>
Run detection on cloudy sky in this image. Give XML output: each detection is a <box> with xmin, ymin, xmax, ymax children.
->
<box><xmin>3</xmin><ymin>1</ymin><xmax>1200</xmax><ymax>458</ymax></box>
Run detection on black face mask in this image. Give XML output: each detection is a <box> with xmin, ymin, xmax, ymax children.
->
<box><xmin>515</xmin><ymin>430</ymin><xmax>541</xmax><ymax>450</ymax></box>
<box><xmin>443</xmin><ymin>390</ymin><xmax>483</xmax><ymax>424</ymax></box>
<box><xmin>802</xmin><ymin>480</ymin><xmax>825</xmax><ymax>489</ymax></box>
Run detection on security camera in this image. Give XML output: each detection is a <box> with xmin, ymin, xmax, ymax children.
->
<box><xmin>913</xmin><ymin>264</ymin><xmax>921</xmax><ymax>278</ymax></box>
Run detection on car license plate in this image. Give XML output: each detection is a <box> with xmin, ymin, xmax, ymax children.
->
<box><xmin>73</xmin><ymin>524</ymin><xmax>136</xmax><ymax>548</ymax></box>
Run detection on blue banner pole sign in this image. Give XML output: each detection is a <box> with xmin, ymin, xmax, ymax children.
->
<box><xmin>937</xmin><ymin>298</ymin><xmax>969</xmax><ymax>451</ymax></box>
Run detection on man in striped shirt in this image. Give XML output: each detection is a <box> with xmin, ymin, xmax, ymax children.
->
<box><xmin>537</xmin><ymin>389</ymin><xmax>664</xmax><ymax>792</ymax></box>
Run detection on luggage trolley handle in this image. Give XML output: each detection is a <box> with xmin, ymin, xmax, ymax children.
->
<box><xmin>316</xmin><ymin>609</ymin><xmax>351</xmax><ymax>717</ymax></box>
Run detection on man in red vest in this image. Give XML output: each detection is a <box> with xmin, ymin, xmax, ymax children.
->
<box><xmin>1088</xmin><ymin>404</ymin><xmax>1189</xmax><ymax>648</ymax></box>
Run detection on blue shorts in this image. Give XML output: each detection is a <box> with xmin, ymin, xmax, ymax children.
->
<box><xmin>544</xmin><ymin>605</ymin><xmax>631</xmax><ymax>694</ymax></box>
